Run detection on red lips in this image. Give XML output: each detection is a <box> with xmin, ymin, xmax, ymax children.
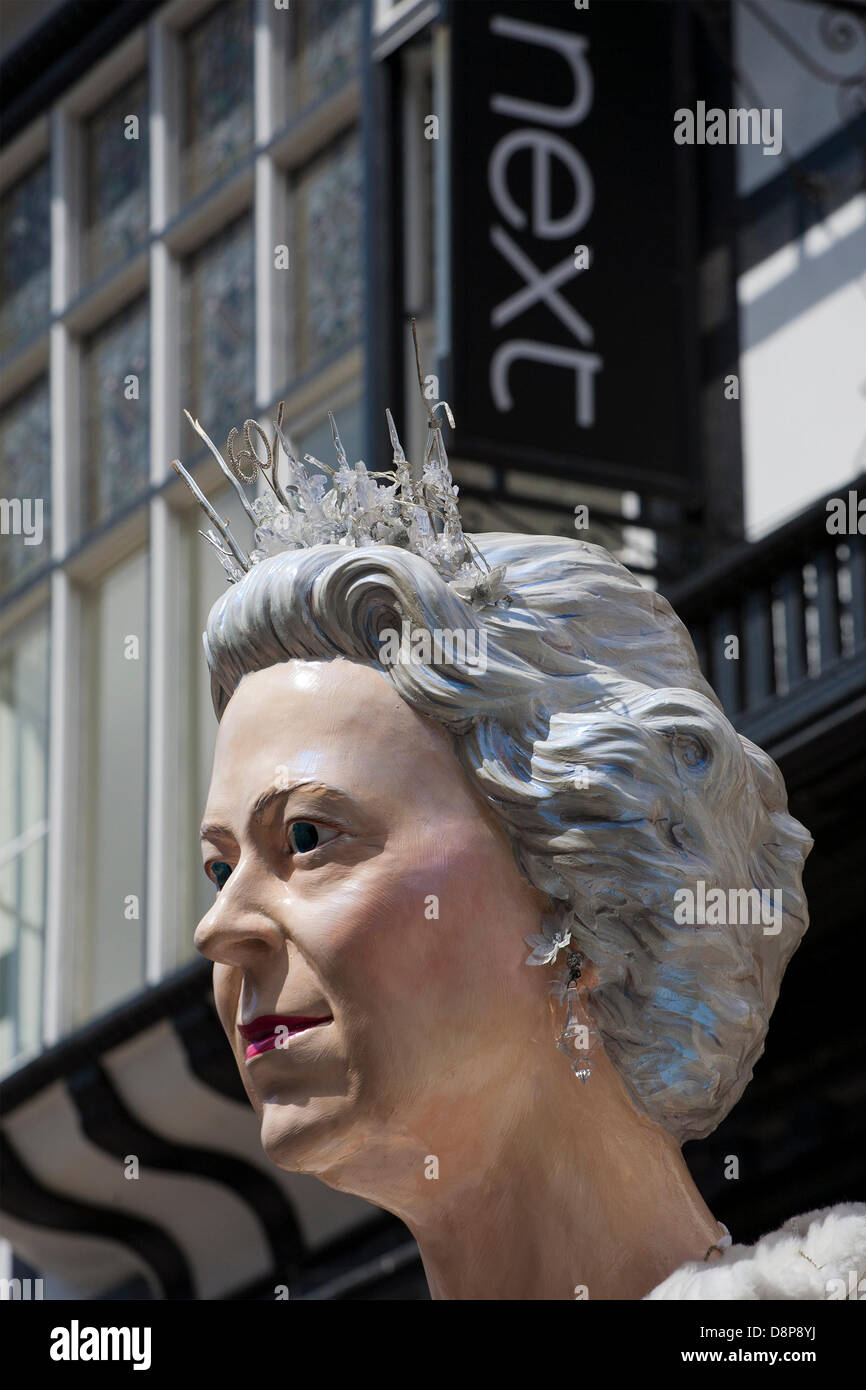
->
<box><xmin>239</xmin><ymin>1014</ymin><xmax>332</xmax><ymax>1059</ymax></box>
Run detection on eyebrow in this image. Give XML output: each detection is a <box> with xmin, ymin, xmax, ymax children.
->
<box><xmin>199</xmin><ymin>780</ymin><xmax>356</xmax><ymax>843</ymax></box>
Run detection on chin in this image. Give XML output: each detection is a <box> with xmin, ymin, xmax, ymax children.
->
<box><xmin>257</xmin><ymin>1094</ymin><xmax>355</xmax><ymax>1174</ymax></box>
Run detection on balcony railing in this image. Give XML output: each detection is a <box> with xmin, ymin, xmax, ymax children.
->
<box><xmin>664</xmin><ymin>475</ymin><xmax>866</xmax><ymax>753</ymax></box>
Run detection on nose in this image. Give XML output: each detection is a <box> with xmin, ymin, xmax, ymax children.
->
<box><xmin>194</xmin><ymin>856</ymin><xmax>285</xmax><ymax>968</ymax></box>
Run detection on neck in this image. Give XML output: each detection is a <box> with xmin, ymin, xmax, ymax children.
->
<box><xmin>316</xmin><ymin>1043</ymin><xmax>724</xmax><ymax>1300</ymax></box>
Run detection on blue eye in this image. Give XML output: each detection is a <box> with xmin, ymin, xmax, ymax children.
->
<box><xmin>210</xmin><ymin>861</ymin><xmax>232</xmax><ymax>890</ymax></box>
<box><xmin>289</xmin><ymin>821</ymin><xmax>320</xmax><ymax>854</ymax></box>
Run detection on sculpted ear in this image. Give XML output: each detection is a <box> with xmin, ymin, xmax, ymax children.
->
<box><xmin>668</xmin><ymin>731</ymin><xmax>712</xmax><ymax>775</ymax></box>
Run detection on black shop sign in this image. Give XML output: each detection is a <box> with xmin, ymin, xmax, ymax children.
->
<box><xmin>449</xmin><ymin>0</ymin><xmax>692</xmax><ymax>489</ymax></box>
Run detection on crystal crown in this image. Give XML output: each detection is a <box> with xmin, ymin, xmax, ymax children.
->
<box><xmin>171</xmin><ymin>324</ymin><xmax>510</xmax><ymax>609</ymax></box>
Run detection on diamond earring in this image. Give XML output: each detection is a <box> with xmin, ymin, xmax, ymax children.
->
<box><xmin>556</xmin><ymin>950</ymin><xmax>600</xmax><ymax>1083</ymax></box>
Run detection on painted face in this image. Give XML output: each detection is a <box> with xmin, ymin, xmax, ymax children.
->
<box><xmin>195</xmin><ymin>658</ymin><xmax>548</xmax><ymax>1174</ymax></box>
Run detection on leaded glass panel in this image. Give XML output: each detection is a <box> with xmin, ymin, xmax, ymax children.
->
<box><xmin>181</xmin><ymin>214</ymin><xmax>255</xmax><ymax>448</ymax></box>
<box><xmin>0</xmin><ymin>161</ymin><xmax>51</xmax><ymax>356</ymax></box>
<box><xmin>182</xmin><ymin>0</ymin><xmax>253</xmax><ymax>201</ymax></box>
<box><xmin>84</xmin><ymin>73</ymin><xmax>150</xmax><ymax>283</ymax></box>
<box><xmin>291</xmin><ymin>131</ymin><xmax>363</xmax><ymax>374</ymax></box>
<box><xmin>0</xmin><ymin>377</ymin><xmax>51</xmax><ymax>595</ymax></box>
<box><xmin>83</xmin><ymin>298</ymin><xmax>150</xmax><ymax>530</ymax></box>
<box><xmin>280</xmin><ymin>0</ymin><xmax>362</xmax><ymax>119</ymax></box>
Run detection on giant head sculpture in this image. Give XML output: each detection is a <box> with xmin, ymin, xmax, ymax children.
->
<box><xmin>179</xmin><ymin>389</ymin><xmax>811</xmax><ymax>1300</ymax></box>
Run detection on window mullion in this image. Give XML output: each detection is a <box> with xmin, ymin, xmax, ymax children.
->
<box><xmin>43</xmin><ymin>101</ymin><xmax>83</xmax><ymax>1045</ymax></box>
<box><xmin>147</xmin><ymin>12</ymin><xmax>183</xmax><ymax>980</ymax></box>
<box><xmin>43</xmin><ymin>569</ymin><xmax>82</xmax><ymax>1044</ymax></box>
<box><xmin>255</xmin><ymin>0</ymin><xmax>279</xmax><ymax>411</ymax></box>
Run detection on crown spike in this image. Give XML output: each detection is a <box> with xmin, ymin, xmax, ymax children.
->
<box><xmin>270</xmin><ymin>401</ymin><xmax>285</xmax><ymax>469</ymax></box>
<box><xmin>410</xmin><ymin>317</ymin><xmax>428</xmax><ymax>417</ymax></box>
<box><xmin>273</xmin><ymin>419</ymin><xmax>302</xmax><ymax>473</ymax></box>
<box><xmin>173</xmin><ymin>396</ymin><xmax>512</xmax><ymax>606</ymax></box>
<box><xmin>199</xmin><ymin>528</ymin><xmax>230</xmax><ymax>556</ymax></box>
<box><xmin>172</xmin><ymin>458</ymin><xmax>251</xmax><ymax>572</ymax></box>
<box><xmin>385</xmin><ymin>408</ymin><xmax>409</xmax><ymax>467</ymax></box>
<box><xmin>184</xmin><ymin>410</ymin><xmax>260</xmax><ymax>527</ymax></box>
<box><xmin>329</xmin><ymin>411</ymin><xmax>350</xmax><ymax>471</ymax></box>
<box><xmin>267</xmin><ymin>401</ymin><xmax>293</xmax><ymax>510</ymax></box>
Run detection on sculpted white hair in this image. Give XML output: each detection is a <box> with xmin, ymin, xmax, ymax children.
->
<box><xmin>203</xmin><ymin>533</ymin><xmax>812</xmax><ymax>1143</ymax></box>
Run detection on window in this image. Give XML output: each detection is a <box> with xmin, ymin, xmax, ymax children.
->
<box><xmin>0</xmin><ymin>160</ymin><xmax>51</xmax><ymax>356</ymax></box>
<box><xmin>83</xmin><ymin>73</ymin><xmax>150</xmax><ymax>284</ymax></box>
<box><xmin>402</xmin><ymin>52</ymin><xmax>434</xmax><ymax>315</ymax></box>
<box><xmin>0</xmin><ymin>377</ymin><xmax>51</xmax><ymax>596</ymax></box>
<box><xmin>77</xmin><ymin>550</ymin><xmax>149</xmax><ymax>1024</ymax></box>
<box><xmin>182</xmin><ymin>0</ymin><xmax>253</xmax><ymax>201</ymax></box>
<box><xmin>279</xmin><ymin>0</ymin><xmax>362</xmax><ymax>120</ymax></box>
<box><xmin>82</xmin><ymin>298</ymin><xmax>150</xmax><ymax>530</ymax></box>
<box><xmin>83</xmin><ymin>296</ymin><xmax>150</xmax><ymax>528</ymax></box>
<box><xmin>288</xmin><ymin>130</ymin><xmax>363</xmax><ymax>376</ymax></box>
<box><xmin>181</xmin><ymin>213</ymin><xmax>255</xmax><ymax>447</ymax></box>
<box><xmin>0</xmin><ymin>612</ymin><xmax>50</xmax><ymax>1071</ymax></box>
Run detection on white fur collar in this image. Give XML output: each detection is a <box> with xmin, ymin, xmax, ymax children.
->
<box><xmin>644</xmin><ymin>1203</ymin><xmax>866</xmax><ymax>1300</ymax></box>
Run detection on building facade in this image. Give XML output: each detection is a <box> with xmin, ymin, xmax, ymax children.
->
<box><xmin>1</xmin><ymin>0</ymin><xmax>864</xmax><ymax>1299</ymax></box>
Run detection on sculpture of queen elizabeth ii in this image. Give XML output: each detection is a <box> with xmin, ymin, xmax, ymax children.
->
<box><xmin>175</xmin><ymin>379</ymin><xmax>866</xmax><ymax>1301</ymax></box>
